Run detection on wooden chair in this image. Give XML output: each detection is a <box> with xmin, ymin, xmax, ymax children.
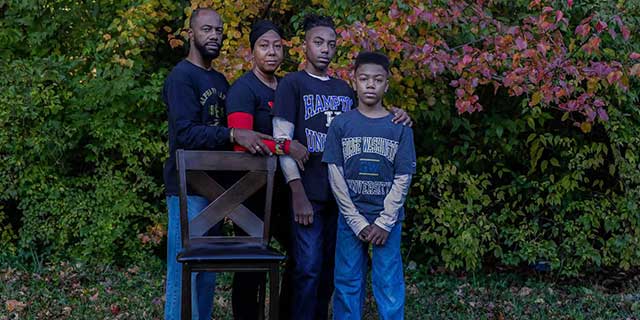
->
<box><xmin>176</xmin><ymin>150</ymin><xmax>284</xmax><ymax>320</ymax></box>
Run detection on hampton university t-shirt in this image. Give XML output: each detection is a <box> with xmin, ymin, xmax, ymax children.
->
<box><xmin>322</xmin><ymin>109</ymin><xmax>416</xmax><ymax>221</ymax></box>
<box><xmin>272</xmin><ymin>71</ymin><xmax>355</xmax><ymax>202</ymax></box>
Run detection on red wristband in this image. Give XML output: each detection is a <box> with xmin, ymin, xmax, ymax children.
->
<box><xmin>284</xmin><ymin>140</ymin><xmax>291</xmax><ymax>154</ymax></box>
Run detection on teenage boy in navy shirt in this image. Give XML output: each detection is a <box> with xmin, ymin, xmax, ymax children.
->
<box><xmin>271</xmin><ymin>15</ymin><xmax>412</xmax><ymax>319</ymax></box>
<box><xmin>323</xmin><ymin>52</ymin><xmax>416</xmax><ymax>319</ymax></box>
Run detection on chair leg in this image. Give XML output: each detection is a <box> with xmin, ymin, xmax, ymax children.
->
<box><xmin>269</xmin><ymin>265</ymin><xmax>280</xmax><ymax>320</ymax></box>
<box><xmin>181</xmin><ymin>264</ymin><xmax>192</xmax><ymax>320</ymax></box>
<box><xmin>258</xmin><ymin>272</ymin><xmax>266</xmax><ymax>320</ymax></box>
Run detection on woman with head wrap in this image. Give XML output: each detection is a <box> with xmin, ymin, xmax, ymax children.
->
<box><xmin>226</xmin><ymin>20</ymin><xmax>306</xmax><ymax>320</ymax></box>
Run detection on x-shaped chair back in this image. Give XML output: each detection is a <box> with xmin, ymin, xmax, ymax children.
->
<box><xmin>176</xmin><ymin>150</ymin><xmax>277</xmax><ymax>248</ymax></box>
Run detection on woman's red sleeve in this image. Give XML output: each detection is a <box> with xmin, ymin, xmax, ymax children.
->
<box><xmin>227</xmin><ymin>112</ymin><xmax>277</xmax><ymax>153</ymax></box>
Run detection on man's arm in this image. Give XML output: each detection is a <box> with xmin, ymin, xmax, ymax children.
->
<box><xmin>328</xmin><ymin>164</ymin><xmax>370</xmax><ymax>236</ymax></box>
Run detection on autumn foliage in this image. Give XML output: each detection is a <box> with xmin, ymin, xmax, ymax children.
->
<box><xmin>1</xmin><ymin>0</ymin><xmax>639</xmax><ymax>276</ymax></box>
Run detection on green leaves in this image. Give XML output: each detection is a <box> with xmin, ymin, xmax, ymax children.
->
<box><xmin>1</xmin><ymin>0</ymin><xmax>640</xmax><ymax>275</ymax></box>
<box><xmin>0</xmin><ymin>1</ymin><xmax>173</xmax><ymax>266</ymax></box>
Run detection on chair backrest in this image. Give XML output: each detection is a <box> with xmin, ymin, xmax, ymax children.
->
<box><xmin>176</xmin><ymin>150</ymin><xmax>277</xmax><ymax>248</ymax></box>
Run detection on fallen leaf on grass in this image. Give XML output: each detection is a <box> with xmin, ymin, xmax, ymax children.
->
<box><xmin>63</xmin><ymin>306</ymin><xmax>72</xmax><ymax>315</ymax></box>
<box><xmin>5</xmin><ymin>300</ymin><xmax>27</xmax><ymax>312</ymax></box>
<box><xmin>407</xmin><ymin>283</ymin><xmax>419</xmax><ymax>295</ymax></box>
<box><xmin>110</xmin><ymin>304</ymin><xmax>120</xmax><ymax>315</ymax></box>
<box><xmin>518</xmin><ymin>286</ymin><xmax>532</xmax><ymax>296</ymax></box>
<box><xmin>127</xmin><ymin>266</ymin><xmax>140</xmax><ymax>274</ymax></box>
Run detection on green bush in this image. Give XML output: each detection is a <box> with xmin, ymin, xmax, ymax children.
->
<box><xmin>406</xmin><ymin>89</ymin><xmax>640</xmax><ymax>276</ymax></box>
<box><xmin>1</xmin><ymin>0</ymin><xmax>639</xmax><ymax>277</ymax></box>
<box><xmin>0</xmin><ymin>0</ymin><xmax>177</xmax><ymax>265</ymax></box>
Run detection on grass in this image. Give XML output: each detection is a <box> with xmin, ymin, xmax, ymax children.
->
<box><xmin>1</xmin><ymin>260</ymin><xmax>640</xmax><ymax>319</ymax></box>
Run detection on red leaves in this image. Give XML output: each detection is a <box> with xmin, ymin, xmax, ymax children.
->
<box><xmin>575</xmin><ymin>23</ymin><xmax>591</xmax><ymax>37</ymax></box>
<box><xmin>595</xmin><ymin>20</ymin><xmax>608</xmax><ymax>33</ymax></box>
<box><xmin>332</xmin><ymin>0</ymin><xmax>633</xmax><ymax>124</ymax></box>
<box><xmin>575</xmin><ymin>16</ymin><xmax>593</xmax><ymax>37</ymax></box>
<box><xmin>389</xmin><ymin>3</ymin><xmax>401</xmax><ymax>19</ymax></box>
<box><xmin>621</xmin><ymin>26</ymin><xmax>630</xmax><ymax>41</ymax></box>
<box><xmin>581</xmin><ymin>36</ymin><xmax>601</xmax><ymax>55</ymax></box>
<box><xmin>606</xmin><ymin>70</ymin><xmax>622</xmax><ymax>85</ymax></box>
<box><xmin>515</xmin><ymin>37</ymin><xmax>528</xmax><ymax>50</ymax></box>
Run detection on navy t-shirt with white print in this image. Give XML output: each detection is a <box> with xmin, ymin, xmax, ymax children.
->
<box><xmin>272</xmin><ymin>71</ymin><xmax>355</xmax><ymax>202</ymax></box>
<box><xmin>163</xmin><ymin>60</ymin><xmax>230</xmax><ymax>195</ymax></box>
<box><xmin>322</xmin><ymin>109</ymin><xmax>416</xmax><ymax>222</ymax></box>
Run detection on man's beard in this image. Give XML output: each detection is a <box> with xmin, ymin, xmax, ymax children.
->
<box><xmin>194</xmin><ymin>38</ymin><xmax>221</xmax><ymax>60</ymax></box>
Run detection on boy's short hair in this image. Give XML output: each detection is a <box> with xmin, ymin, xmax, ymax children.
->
<box><xmin>302</xmin><ymin>14</ymin><xmax>335</xmax><ymax>32</ymax></box>
<box><xmin>354</xmin><ymin>51</ymin><xmax>390</xmax><ymax>73</ymax></box>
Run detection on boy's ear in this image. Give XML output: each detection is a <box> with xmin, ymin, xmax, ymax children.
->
<box><xmin>385</xmin><ymin>79</ymin><xmax>389</xmax><ymax>93</ymax></box>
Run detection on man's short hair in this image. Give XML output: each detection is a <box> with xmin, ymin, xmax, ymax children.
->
<box><xmin>189</xmin><ymin>7</ymin><xmax>218</xmax><ymax>28</ymax></box>
<box><xmin>302</xmin><ymin>14</ymin><xmax>335</xmax><ymax>32</ymax></box>
<box><xmin>354</xmin><ymin>51</ymin><xmax>390</xmax><ymax>73</ymax></box>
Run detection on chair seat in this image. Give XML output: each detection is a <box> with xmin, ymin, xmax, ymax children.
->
<box><xmin>177</xmin><ymin>242</ymin><xmax>285</xmax><ymax>263</ymax></box>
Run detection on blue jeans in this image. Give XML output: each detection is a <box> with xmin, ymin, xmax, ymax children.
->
<box><xmin>333</xmin><ymin>214</ymin><xmax>404</xmax><ymax>320</ymax></box>
<box><xmin>165</xmin><ymin>195</ymin><xmax>219</xmax><ymax>320</ymax></box>
<box><xmin>290</xmin><ymin>200</ymin><xmax>338</xmax><ymax>320</ymax></box>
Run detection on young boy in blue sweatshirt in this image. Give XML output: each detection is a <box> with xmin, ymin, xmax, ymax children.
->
<box><xmin>322</xmin><ymin>52</ymin><xmax>416</xmax><ymax>319</ymax></box>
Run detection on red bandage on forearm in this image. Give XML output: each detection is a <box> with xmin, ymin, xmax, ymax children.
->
<box><xmin>228</xmin><ymin>112</ymin><xmax>277</xmax><ymax>153</ymax></box>
<box><xmin>228</xmin><ymin>112</ymin><xmax>253</xmax><ymax>152</ymax></box>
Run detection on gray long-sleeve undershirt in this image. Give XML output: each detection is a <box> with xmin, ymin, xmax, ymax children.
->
<box><xmin>272</xmin><ymin>116</ymin><xmax>301</xmax><ymax>182</ymax></box>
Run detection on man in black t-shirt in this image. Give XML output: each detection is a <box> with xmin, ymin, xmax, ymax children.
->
<box><xmin>162</xmin><ymin>8</ymin><xmax>272</xmax><ymax>320</ymax></box>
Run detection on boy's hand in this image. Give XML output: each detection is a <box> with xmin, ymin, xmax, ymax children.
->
<box><xmin>290</xmin><ymin>180</ymin><xmax>314</xmax><ymax>226</ymax></box>
<box><xmin>358</xmin><ymin>225</ymin><xmax>372</xmax><ymax>242</ymax></box>
<box><xmin>365</xmin><ymin>224</ymin><xmax>389</xmax><ymax>246</ymax></box>
<box><xmin>389</xmin><ymin>106</ymin><xmax>413</xmax><ymax>127</ymax></box>
<box><xmin>289</xmin><ymin>140</ymin><xmax>309</xmax><ymax>170</ymax></box>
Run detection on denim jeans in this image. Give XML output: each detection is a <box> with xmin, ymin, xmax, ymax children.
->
<box><xmin>290</xmin><ymin>200</ymin><xmax>338</xmax><ymax>320</ymax></box>
<box><xmin>165</xmin><ymin>195</ymin><xmax>219</xmax><ymax>320</ymax></box>
<box><xmin>333</xmin><ymin>213</ymin><xmax>405</xmax><ymax>320</ymax></box>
